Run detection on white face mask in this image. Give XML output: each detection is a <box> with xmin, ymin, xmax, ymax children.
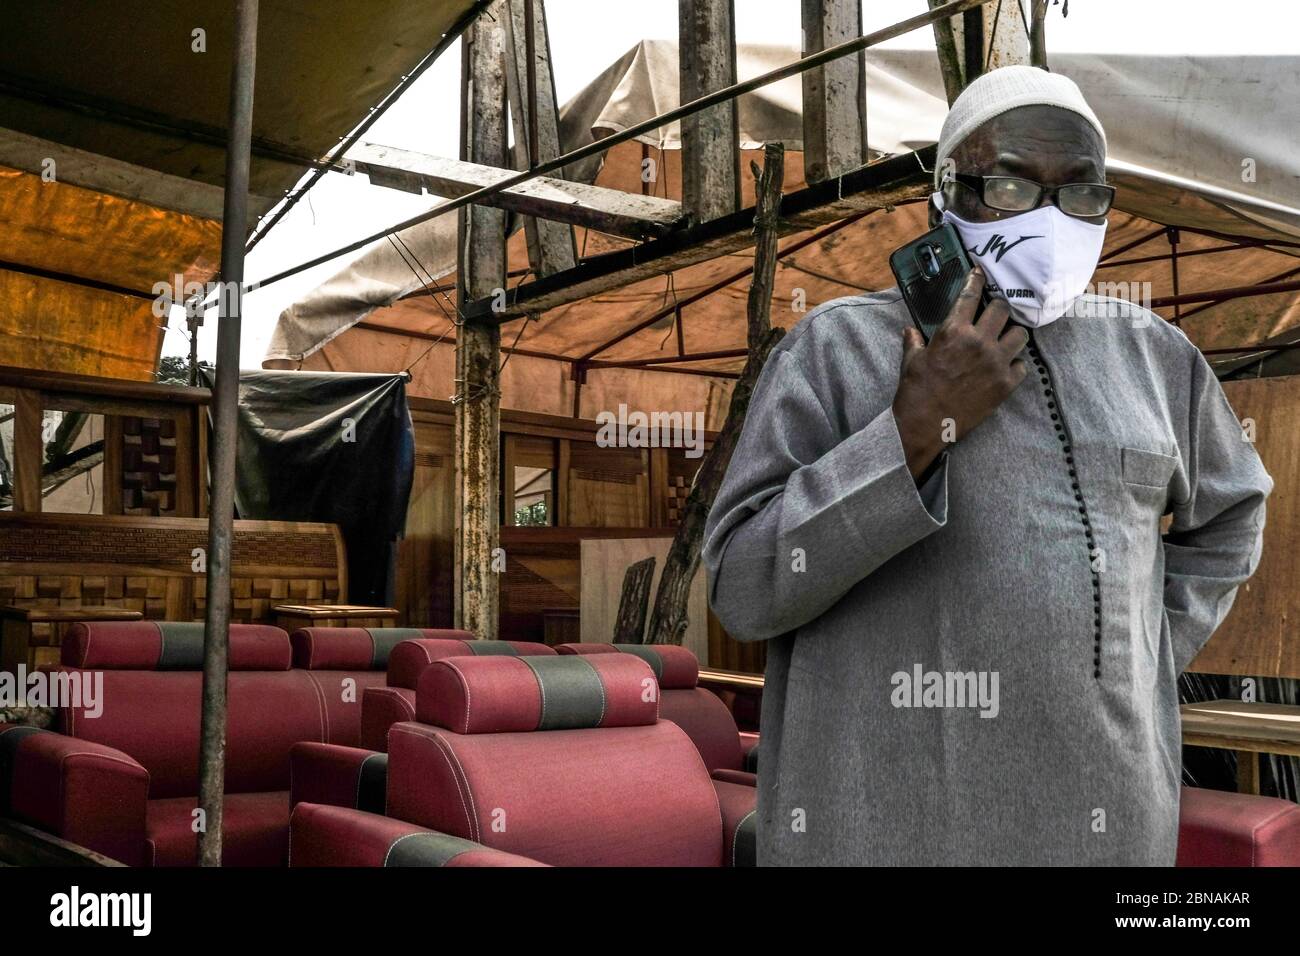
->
<box><xmin>936</xmin><ymin>194</ymin><xmax>1107</xmax><ymax>328</ymax></box>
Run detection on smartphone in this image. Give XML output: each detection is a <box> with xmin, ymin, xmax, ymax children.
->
<box><xmin>889</xmin><ymin>222</ymin><xmax>977</xmax><ymax>343</ymax></box>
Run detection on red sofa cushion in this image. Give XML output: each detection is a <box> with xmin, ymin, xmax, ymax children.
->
<box><xmin>63</xmin><ymin>622</ymin><xmax>290</xmax><ymax>670</ymax></box>
<box><xmin>661</xmin><ymin>687</ymin><xmax>745</xmax><ymax>772</ymax></box>
<box><xmin>388</xmin><ymin>719</ymin><xmax>721</xmax><ymax>866</ymax></box>
<box><xmin>146</xmin><ymin>791</ymin><xmax>291</xmax><ymax>867</ymax></box>
<box><xmin>289</xmin><ymin>803</ymin><xmax>546</xmax><ymax>867</ymax></box>
<box><xmin>556</xmin><ymin>642</ymin><xmax>700</xmax><ymax>689</ymax></box>
<box><xmin>303</xmin><ymin>670</ymin><xmax>388</xmax><ymax>747</ymax></box>
<box><xmin>290</xmin><ymin>627</ymin><xmax>458</xmax><ymax>671</ymax></box>
<box><xmin>417</xmin><ymin>654</ymin><xmax>659</xmax><ymax>733</ymax></box>
<box><xmin>289</xmin><ymin>742</ymin><xmax>387</xmax><ymax>815</ymax></box>
<box><xmin>360</xmin><ymin>686</ymin><xmax>416</xmax><ymax>751</ymax></box>
<box><xmin>1177</xmin><ymin>786</ymin><xmax>1300</xmax><ymax>867</ymax></box>
<box><xmin>387</xmin><ymin>636</ymin><xmax>554</xmax><ymax>690</ymax></box>
<box><xmin>58</xmin><ymin>667</ymin><xmax>327</xmax><ymax>797</ymax></box>
<box><xmin>1</xmin><ymin>724</ymin><xmax>150</xmax><ymax>866</ymax></box>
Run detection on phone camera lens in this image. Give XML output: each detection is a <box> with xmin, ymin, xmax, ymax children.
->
<box><xmin>918</xmin><ymin>244</ymin><xmax>941</xmax><ymax>279</ymax></box>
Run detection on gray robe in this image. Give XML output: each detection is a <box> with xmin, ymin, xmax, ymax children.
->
<box><xmin>702</xmin><ymin>290</ymin><xmax>1271</xmax><ymax>866</ymax></box>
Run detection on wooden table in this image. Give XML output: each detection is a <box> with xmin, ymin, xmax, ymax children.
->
<box><xmin>1181</xmin><ymin>699</ymin><xmax>1300</xmax><ymax>794</ymax></box>
<box><xmin>271</xmin><ymin>604</ymin><xmax>400</xmax><ymax>633</ymax></box>
<box><xmin>1</xmin><ymin>605</ymin><xmax>144</xmax><ymax>671</ymax></box>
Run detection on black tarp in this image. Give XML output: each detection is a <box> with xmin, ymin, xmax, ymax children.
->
<box><xmin>203</xmin><ymin>369</ymin><xmax>414</xmax><ymax>608</ymax></box>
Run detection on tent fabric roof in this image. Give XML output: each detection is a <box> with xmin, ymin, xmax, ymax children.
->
<box><xmin>270</xmin><ymin>45</ymin><xmax>1300</xmax><ymax>425</ymax></box>
<box><xmin>0</xmin><ymin>0</ymin><xmax>482</xmax><ymax>381</ymax></box>
<box><xmin>0</xmin><ymin>0</ymin><xmax>484</xmax><ymax>214</ymax></box>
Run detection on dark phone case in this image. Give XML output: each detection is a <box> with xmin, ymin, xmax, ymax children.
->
<box><xmin>889</xmin><ymin>223</ymin><xmax>976</xmax><ymax>342</ymax></box>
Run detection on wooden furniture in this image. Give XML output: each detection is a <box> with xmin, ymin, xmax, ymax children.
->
<box><xmin>540</xmin><ymin>608</ymin><xmax>580</xmax><ymax>646</ymax></box>
<box><xmin>0</xmin><ymin>512</ymin><xmax>346</xmax><ymax>626</ymax></box>
<box><xmin>1181</xmin><ymin>700</ymin><xmax>1300</xmax><ymax>795</ymax></box>
<box><xmin>0</xmin><ymin>362</ymin><xmax>208</xmax><ymax>518</ymax></box>
<box><xmin>272</xmin><ymin>604</ymin><xmax>399</xmax><ymax>632</ymax></box>
<box><xmin>1</xmin><ymin>604</ymin><xmax>143</xmax><ymax>671</ymax></box>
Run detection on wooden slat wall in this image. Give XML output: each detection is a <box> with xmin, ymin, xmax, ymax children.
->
<box><xmin>1191</xmin><ymin>376</ymin><xmax>1300</xmax><ymax>678</ymax></box>
<box><xmin>0</xmin><ymin>512</ymin><xmax>345</xmax><ymax>624</ymax></box>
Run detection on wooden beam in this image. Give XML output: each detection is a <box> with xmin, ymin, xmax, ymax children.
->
<box><xmin>801</xmin><ymin>0</ymin><xmax>867</xmax><ymax>183</ymax></box>
<box><xmin>462</xmin><ymin>146</ymin><xmax>934</xmax><ymax>322</ymax></box>
<box><xmin>455</xmin><ymin>3</ymin><xmax>508</xmax><ymax>639</ymax></box>
<box><xmin>678</xmin><ymin>0</ymin><xmax>739</xmax><ymax>221</ymax></box>
<box><xmin>350</xmin><ymin>143</ymin><xmax>683</xmax><ymax>241</ymax></box>
<box><xmin>503</xmin><ymin>0</ymin><xmax>578</xmax><ymax>275</ymax></box>
<box><xmin>12</xmin><ymin>388</ymin><xmax>42</xmax><ymax>512</ymax></box>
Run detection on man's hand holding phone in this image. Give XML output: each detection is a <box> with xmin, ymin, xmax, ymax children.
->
<box><xmin>891</xmin><ymin>268</ymin><xmax>1029</xmax><ymax>481</ymax></box>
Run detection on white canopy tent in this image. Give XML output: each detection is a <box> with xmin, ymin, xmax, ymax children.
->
<box><xmin>266</xmin><ymin>45</ymin><xmax>1300</xmax><ymax>426</ymax></box>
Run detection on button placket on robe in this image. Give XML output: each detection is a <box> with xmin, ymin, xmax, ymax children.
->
<box><xmin>1027</xmin><ymin>328</ymin><xmax>1103</xmax><ymax>679</ymax></box>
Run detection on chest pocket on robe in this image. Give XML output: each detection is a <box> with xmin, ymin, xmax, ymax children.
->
<box><xmin>1121</xmin><ymin>446</ymin><xmax>1179</xmax><ymax>515</ymax></box>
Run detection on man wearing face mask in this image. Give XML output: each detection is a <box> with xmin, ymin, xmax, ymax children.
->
<box><xmin>703</xmin><ymin>66</ymin><xmax>1272</xmax><ymax>866</ymax></box>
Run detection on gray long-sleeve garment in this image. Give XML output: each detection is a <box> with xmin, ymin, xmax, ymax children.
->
<box><xmin>702</xmin><ymin>290</ymin><xmax>1271</xmax><ymax>866</ymax></box>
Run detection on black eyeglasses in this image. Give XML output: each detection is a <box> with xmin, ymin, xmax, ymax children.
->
<box><xmin>949</xmin><ymin>172</ymin><xmax>1115</xmax><ymax>218</ymax></box>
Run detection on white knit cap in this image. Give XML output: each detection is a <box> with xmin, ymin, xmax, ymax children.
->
<box><xmin>934</xmin><ymin>65</ymin><xmax>1106</xmax><ymax>188</ymax></box>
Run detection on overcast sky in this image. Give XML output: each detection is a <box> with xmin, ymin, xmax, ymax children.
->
<box><xmin>165</xmin><ymin>0</ymin><xmax>1295</xmax><ymax>366</ymax></box>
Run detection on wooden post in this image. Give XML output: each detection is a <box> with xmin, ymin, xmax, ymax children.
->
<box><xmin>646</xmin><ymin>144</ymin><xmax>786</xmax><ymax>646</ymax></box>
<box><xmin>11</xmin><ymin>389</ymin><xmax>42</xmax><ymax>512</ymax></box>
<box><xmin>196</xmin><ymin>0</ymin><xmax>258</xmax><ymax>867</ymax></box>
<box><xmin>928</xmin><ymin>0</ymin><xmax>966</xmax><ymax>105</ymax></box>
<box><xmin>982</xmin><ymin>0</ymin><xmax>1031</xmax><ymax>70</ymax></box>
<box><xmin>678</xmin><ymin>0</ymin><xmax>739</xmax><ymax>222</ymax></box>
<box><xmin>938</xmin><ymin>0</ymin><xmax>1030</xmax><ymax>95</ymax></box>
<box><xmin>801</xmin><ymin>0</ymin><xmax>867</xmax><ymax>183</ymax></box>
<box><xmin>454</xmin><ymin>3</ymin><xmax>508</xmax><ymax>640</ymax></box>
<box><xmin>503</xmin><ymin>0</ymin><xmax>578</xmax><ymax>276</ymax></box>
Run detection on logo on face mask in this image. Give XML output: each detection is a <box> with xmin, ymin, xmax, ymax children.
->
<box><xmin>968</xmin><ymin>234</ymin><xmax>1043</xmax><ymax>263</ymax></box>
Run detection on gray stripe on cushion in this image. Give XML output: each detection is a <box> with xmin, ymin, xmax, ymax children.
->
<box><xmin>366</xmin><ymin>629</ymin><xmax>425</xmax><ymax>669</ymax></box>
<box><xmin>357</xmin><ymin>753</ymin><xmax>388</xmax><ymax>814</ymax></box>
<box><xmin>611</xmin><ymin>643</ymin><xmax>663</xmax><ymax>679</ymax></box>
<box><xmin>520</xmin><ymin>655</ymin><xmax>605</xmax><ymax>730</ymax></box>
<box><xmin>157</xmin><ymin>622</ymin><xmax>206</xmax><ymax>669</ymax></box>
<box><xmin>466</xmin><ymin>641</ymin><xmax>519</xmax><ymax>656</ymax></box>
<box><xmin>385</xmin><ymin>831</ymin><xmax>484</xmax><ymax>867</ymax></box>
<box><xmin>0</xmin><ymin>726</ymin><xmax>49</xmax><ymax>814</ymax></box>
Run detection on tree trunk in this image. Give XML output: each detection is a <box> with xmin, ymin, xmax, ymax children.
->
<box><xmin>613</xmin><ymin>556</ymin><xmax>656</xmax><ymax>643</ymax></box>
<box><xmin>645</xmin><ymin>142</ymin><xmax>786</xmax><ymax>646</ymax></box>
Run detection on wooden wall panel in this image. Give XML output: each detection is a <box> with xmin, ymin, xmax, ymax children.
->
<box><xmin>565</xmin><ymin>441</ymin><xmax>649</xmax><ymax>527</ymax></box>
<box><xmin>0</xmin><ymin>512</ymin><xmax>344</xmax><ymax>625</ymax></box>
<box><xmin>579</xmin><ymin>536</ymin><xmax>709</xmax><ymax>661</ymax></box>
<box><xmin>396</xmin><ymin>416</ymin><xmax>456</xmax><ymax>627</ymax></box>
<box><xmin>1191</xmin><ymin>376</ymin><xmax>1300</xmax><ymax>677</ymax></box>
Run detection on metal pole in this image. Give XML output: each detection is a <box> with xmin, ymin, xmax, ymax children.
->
<box><xmin>197</xmin><ymin>0</ymin><xmax>258</xmax><ymax>868</ymax></box>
